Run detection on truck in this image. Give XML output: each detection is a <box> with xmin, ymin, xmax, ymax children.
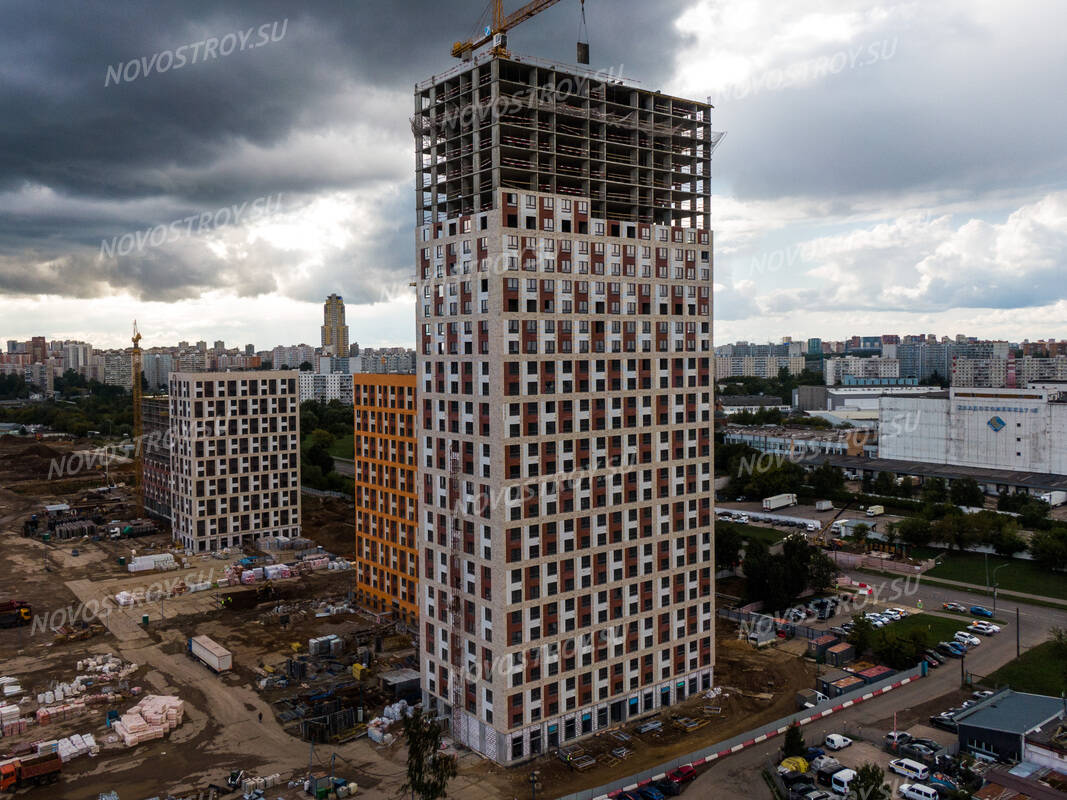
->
<box><xmin>0</xmin><ymin>752</ymin><xmax>62</xmax><ymax>790</ymax></box>
<box><xmin>815</xmin><ymin>500</ymin><xmax>834</xmax><ymax>512</ymax></box>
<box><xmin>866</xmin><ymin>505</ymin><xmax>885</xmax><ymax>517</ymax></box>
<box><xmin>1039</xmin><ymin>491</ymin><xmax>1067</xmax><ymax>507</ymax></box>
<box><xmin>762</xmin><ymin>493</ymin><xmax>798</xmax><ymax>511</ymax></box>
<box><xmin>188</xmin><ymin>635</ymin><xmax>232</xmax><ymax>673</ymax></box>
<box><xmin>0</xmin><ymin>601</ymin><xmax>31</xmax><ymax>629</ymax></box>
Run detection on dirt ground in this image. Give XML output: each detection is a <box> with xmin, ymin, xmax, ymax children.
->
<box><xmin>474</xmin><ymin>618</ymin><xmax>817</xmax><ymax>800</ymax></box>
<box><xmin>301</xmin><ymin>495</ymin><xmax>356</xmax><ymax>558</ymax></box>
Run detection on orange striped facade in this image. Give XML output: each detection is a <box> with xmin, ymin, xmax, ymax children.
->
<box><xmin>352</xmin><ymin>374</ymin><xmax>419</xmax><ymax>625</ymax></box>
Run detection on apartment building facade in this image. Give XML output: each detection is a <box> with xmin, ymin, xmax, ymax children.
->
<box><xmin>352</xmin><ymin>374</ymin><xmax>419</xmax><ymax>627</ymax></box>
<box><xmin>714</xmin><ymin>354</ymin><xmax>805</xmax><ymax>379</ymax></box>
<box><xmin>168</xmin><ymin>371</ymin><xmax>301</xmax><ymax>552</ymax></box>
<box><xmin>142</xmin><ymin>396</ymin><xmax>172</xmax><ymax>521</ymax></box>
<box><xmin>824</xmin><ymin>355</ymin><xmax>900</xmax><ymax>386</ymax></box>
<box><xmin>414</xmin><ymin>54</ymin><xmax>716</xmax><ymax>764</ymax></box>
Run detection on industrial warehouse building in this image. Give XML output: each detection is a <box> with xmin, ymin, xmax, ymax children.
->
<box><xmin>878</xmin><ymin>386</ymin><xmax>1067</xmax><ymax>476</ymax></box>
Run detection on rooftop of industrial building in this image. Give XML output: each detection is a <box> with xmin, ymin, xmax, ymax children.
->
<box><xmin>825</xmin><ymin>454</ymin><xmax>1067</xmax><ymax>492</ymax></box>
<box><xmin>718</xmin><ymin>396</ymin><xmax>786</xmax><ymax>407</ymax></box>
<box><xmin>954</xmin><ymin>689</ymin><xmax>1065</xmax><ymax>735</ymax></box>
<box><xmin>722</xmin><ymin>424</ymin><xmax>872</xmax><ymax>442</ymax></box>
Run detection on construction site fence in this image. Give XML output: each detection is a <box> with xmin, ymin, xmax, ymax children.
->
<box><xmin>552</xmin><ymin>663</ymin><xmax>925</xmax><ymax>800</ymax></box>
<box><xmin>827</xmin><ymin>551</ymin><xmax>935</xmax><ymax>574</ymax></box>
<box><xmin>717</xmin><ymin>608</ymin><xmax>824</xmax><ymax>641</ymax></box>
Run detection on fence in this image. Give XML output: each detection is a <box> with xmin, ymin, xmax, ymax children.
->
<box><xmin>717</xmin><ymin>608</ymin><xmax>824</xmax><ymax>641</ymax></box>
<box><xmin>828</xmin><ymin>551</ymin><xmax>934</xmax><ymax>574</ymax></box>
<box><xmin>553</xmin><ymin>663</ymin><xmax>926</xmax><ymax>800</ymax></box>
<box><xmin>300</xmin><ymin>486</ymin><xmax>353</xmax><ymax>502</ymax></box>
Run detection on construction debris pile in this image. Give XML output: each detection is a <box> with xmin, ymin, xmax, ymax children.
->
<box><xmin>112</xmin><ymin>695</ymin><xmax>184</xmax><ymax>747</ymax></box>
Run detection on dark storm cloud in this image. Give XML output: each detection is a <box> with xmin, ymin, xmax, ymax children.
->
<box><xmin>0</xmin><ymin>0</ymin><xmax>691</xmax><ymax>300</ymax></box>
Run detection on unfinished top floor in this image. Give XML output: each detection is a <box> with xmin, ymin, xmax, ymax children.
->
<box><xmin>414</xmin><ymin>54</ymin><xmax>721</xmax><ymax>229</ymax></box>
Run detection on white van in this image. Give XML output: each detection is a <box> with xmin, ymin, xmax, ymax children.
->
<box><xmin>899</xmin><ymin>784</ymin><xmax>938</xmax><ymax>800</ymax></box>
<box><xmin>830</xmin><ymin>768</ymin><xmax>856</xmax><ymax>796</ymax></box>
<box><xmin>889</xmin><ymin>758</ymin><xmax>929</xmax><ymax>781</ymax></box>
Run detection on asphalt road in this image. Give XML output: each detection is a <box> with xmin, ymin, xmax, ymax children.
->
<box><xmin>693</xmin><ymin>572</ymin><xmax>1067</xmax><ymax>798</ymax></box>
<box><xmin>332</xmin><ymin>456</ymin><xmax>354</xmax><ymax>476</ymax></box>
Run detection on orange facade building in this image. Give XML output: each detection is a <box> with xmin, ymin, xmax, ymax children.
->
<box><xmin>352</xmin><ymin>374</ymin><xmax>418</xmax><ymax>625</ymax></box>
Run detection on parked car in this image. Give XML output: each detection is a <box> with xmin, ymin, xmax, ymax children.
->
<box><xmin>936</xmin><ymin>641</ymin><xmax>965</xmax><ymax>658</ymax></box>
<box><xmin>929</xmin><ymin>714</ymin><xmax>958</xmax><ymax>733</ymax></box>
<box><xmin>968</xmin><ymin>621</ymin><xmax>1000</xmax><ymax>635</ymax></box>
<box><xmin>972</xmin><ymin>690</ymin><xmax>995</xmax><ymax>700</ymax></box>
<box><xmin>922</xmin><ymin>654</ymin><xmax>941</xmax><ymax>668</ymax></box>
<box><xmin>824</xmin><ymin>734</ymin><xmax>853</xmax><ymax>751</ymax></box>
<box><xmin>970</xmin><ymin>605</ymin><xmax>994</xmax><ymax>618</ymax></box>
<box><xmin>954</xmin><ymin>631</ymin><xmax>981</xmax><ymax>648</ymax></box>
<box><xmin>650</xmin><ymin>779</ymin><xmax>682</xmax><ymax>797</ymax></box>
<box><xmin>806</xmin><ymin>746</ymin><xmax>826</xmax><ymax>761</ymax></box>
<box><xmin>908</xmin><ymin>737</ymin><xmax>941</xmax><ymax>752</ymax></box>
<box><xmin>924</xmin><ymin>649</ymin><xmax>945</xmax><ymax>665</ymax></box>
<box><xmin>667</xmin><ymin>765</ymin><xmax>696</xmax><ymax>785</ymax></box>
<box><xmin>901</xmin><ymin>742</ymin><xmax>936</xmax><ymax>761</ymax></box>
<box><xmin>942</xmin><ymin>602</ymin><xmax>967</xmax><ymax>613</ymax></box>
<box><xmin>788</xmin><ymin>783</ymin><xmax>817</xmax><ymax>800</ymax></box>
<box><xmin>885</xmin><ymin>731</ymin><xmax>912</xmax><ymax>748</ymax></box>
<box><xmin>899</xmin><ymin>783</ymin><xmax>939</xmax><ymax>800</ymax></box>
<box><xmin>881</xmin><ymin>608</ymin><xmax>903</xmax><ymax>620</ymax></box>
<box><xmin>638</xmin><ymin>786</ymin><xmax>666</xmax><ymax>800</ymax></box>
<box><xmin>928</xmin><ymin>772</ymin><xmax>959</xmax><ymax>793</ymax></box>
<box><xmin>802</xmin><ymin>792</ymin><xmax>833</xmax><ymax>800</ymax></box>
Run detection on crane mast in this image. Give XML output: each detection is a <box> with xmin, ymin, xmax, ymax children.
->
<box><xmin>131</xmin><ymin>321</ymin><xmax>144</xmax><ymax>519</ymax></box>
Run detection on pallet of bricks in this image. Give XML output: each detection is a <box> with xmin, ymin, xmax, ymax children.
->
<box><xmin>1</xmin><ymin>703</ymin><xmax>31</xmax><ymax>737</ymax></box>
<box><xmin>112</xmin><ymin>695</ymin><xmax>184</xmax><ymax>747</ymax></box>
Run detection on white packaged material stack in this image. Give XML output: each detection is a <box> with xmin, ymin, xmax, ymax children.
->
<box><xmin>114</xmin><ymin>591</ymin><xmax>138</xmax><ymax>606</ymax></box>
<box><xmin>0</xmin><ymin>704</ymin><xmax>20</xmax><ymax>724</ymax></box>
<box><xmin>127</xmin><ymin>553</ymin><xmax>177</xmax><ymax>573</ymax></box>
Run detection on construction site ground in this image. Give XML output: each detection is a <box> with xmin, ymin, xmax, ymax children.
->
<box><xmin>0</xmin><ymin>437</ymin><xmax>423</xmax><ymax>798</ymax></box>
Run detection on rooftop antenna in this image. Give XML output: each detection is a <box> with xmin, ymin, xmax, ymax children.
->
<box><xmin>577</xmin><ymin>0</ymin><xmax>589</xmax><ymax>64</ymax></box>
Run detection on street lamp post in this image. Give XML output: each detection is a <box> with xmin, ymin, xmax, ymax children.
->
<box><xmin>991</xmin><ymin>563</ymin><xmax>1010</xmax><ymax>617</ymax></box>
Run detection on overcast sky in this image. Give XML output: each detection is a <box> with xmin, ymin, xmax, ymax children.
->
<box><xmin>2</xmin><ymin>0</ymin><xmax>1065</xmax><ymax>349</ymax></box>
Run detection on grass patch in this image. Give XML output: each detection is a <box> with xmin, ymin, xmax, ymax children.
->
<box><xmin>327</xmin><ymin>433</ymin><xmax>353</xmax><ymax>460</ymax></box>
<box><xmin>734</xmin><ymin>523</ymin><xmax>787</xmax><ymax>545</ymax></box>
<box><xmin>926</xmin><ymin>551</ymin><xmax>1067</xmax><ymax>601</ymax></box>
<box><xmin>890</xmin><ymin>613</ymin><xmax>968</xmax><ymax>644</ymax></box>
<box><xmin>984</xmin><ymin>640</ymin><xmax>1067</xmax><ymax>696</ymax></box>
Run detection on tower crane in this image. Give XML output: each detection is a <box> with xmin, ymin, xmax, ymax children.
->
<box><xmin>131</xmin><ymin>320</ymin><xmax>144</xmax><ymax>518</ymax></box>
<box><xmin>451</xmin><ymin>0</ymin><xmax>585</xmax><ymax>62</ymax></box>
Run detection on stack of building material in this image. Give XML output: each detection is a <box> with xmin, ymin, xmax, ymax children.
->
<box><xmin>303</xmin><ymin>556</ymin><xmax>329</xmax><ymax>570</ymax></box>
<box><xmin>127</xmin><ymin>553</ymin><xmax>177</xmax><ymax>573</ymax></box>
<box><xmin>35</xmin><ymin>701</ymin><xmax>88</xmax><ymax>725</ymax></box>
<box><xmin>110</xmin><ymin>695</ymin><xmax>183</xmax><ymax>747</ymax></box>
<box><xmin>308</xmin><ymin>634</ymin><xmax>343</xmax><ymax>656</ymax></box>
<box><xmin>186</xmin><ymin>580</ymin><xmax>212</xmax><ymax>592</ymax></box>
<box><xmin>2</xmin><ymin>717</ymin><xmax>30</xmax><ymax>736</ymax></box>
<box><xmin>240</xmin><ymin>570</ymin><xmax>256</xmax><ymax>584</ymax></box>
<box><xmin>263</xmin><ymin>564</ymin><xmax>292</xmax><ymax>580</ymax></box>
<box><xmin>327</xmin><ymin>559</ymin><xmax>351</xmax><ymax>571</ymax></box>
<box><xmin>36</xmin><ymin>740</ymin><xmax>59</xmax><ymax>756</ymax></box>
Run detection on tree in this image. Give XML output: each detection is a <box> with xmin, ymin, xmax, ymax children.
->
<box><xmin>851</xmin><ymin>762</ymin><xmax>892</xmax><ymax>800</ymax></box>
<box><xmin>932</xmin><ymin>511</ymin><xmax>975</xmax><ymax>552</ymax></box>
<box><xmin>850</xmin><ymin>523</ymin><xmax>871</xmax><ymax>548</ymax></box>
<box><xmin>809</xmin><ymin>460</ymin><xmax>845</xmax><ymax>496</ymax></box>
<box><xmin>401</xmin><ymin>707</ymin><xmax>457</xmax><ymax>800</ymax></box>
<box><xmin>298</xmin><ymin>360</ymin><xmax>314</xmax><ymax>371</ymax></box>
<box><xmin>921</xmin><ymin>477</ymin><xmax>947</xmax><ymax>504</ymax></box>
<box><xmin>781</xmin><ymin>722</ymin><xmax>806</xmax><ymax>758</ymax></box>
<box><xmin>1030</xmin><ymin>528</ymin><xmax>1067</xmax><ymax>571</ymax></box>
<box><xmin>895</xmin><ymin>516</ymin><xmax>932</xmax><ymax>550</ymax></box>
<box><xmin>898</xmin><ymin>475</ymin><xmax>914</xmax><ymax>498</ymax></box>
<box><xmin>715</xmin><ymin>524</ymin><xmax>743</xmax><ymax>571</ymax></box>
<box><xmin>873</xmin><ymin>471</ymin><xmax>896</xmax><ymax>496</ymax></box>
<box><xmin>950</xmin><ymin>478</ymin><xmax>985</xmax><ymax>508</ymax></box>
<box><xmin>848</xmin><ymin>615</ymin><xmax>876</xmax><ymax>656</ymax></box>
<box><xmin>807</xmin><ymin>550</ymin><xmax>839</xmax><ymax>595</ymax></box>
<box><xmin>1019</xmin><ymin>499</ymin><xmax>1052</xmax><ymax>530</ymax></box>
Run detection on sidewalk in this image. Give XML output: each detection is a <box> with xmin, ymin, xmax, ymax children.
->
<box><xmin>853</xmin><ymin>567</ymin><xmax>1067</xmax><ymax>607</ymax></box>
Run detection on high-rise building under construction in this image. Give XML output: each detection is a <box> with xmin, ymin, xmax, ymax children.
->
<box><xmin>414</xmin><ymin>48</ymin><xmax>717</xmax><ymax>764</ymax></box>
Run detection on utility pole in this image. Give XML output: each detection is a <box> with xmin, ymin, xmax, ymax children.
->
<box><xmin>1016</xmin><ymin>607</ymin><xmax>1020</xmax><ymax>658</ymax></box>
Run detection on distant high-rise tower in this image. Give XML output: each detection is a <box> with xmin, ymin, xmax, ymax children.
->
<box><xmin>321</xmin><ymin>293</ymin><xmax>350</xmax><ymax>356</ymax></box>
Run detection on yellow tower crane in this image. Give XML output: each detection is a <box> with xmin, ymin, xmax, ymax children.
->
<box><xmin>451</xmin><ymin>0</ymin><xmax>584</xmax><ymax>61</ymax></box>
<box><xmin>131</xmin><ymin>320</ymin><xmax>144</xmax><ymax>519</ymax></box>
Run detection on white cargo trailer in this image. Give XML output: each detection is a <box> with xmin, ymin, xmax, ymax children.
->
<box><xmin>188</xmin><ymin>635</ymin><xmax>232</xmax><ymax>673</ymax></box>
<box><xmin>762</xmin><ymin>493</ymin><xmax>797</xmax><ymax>511</ymax></box>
